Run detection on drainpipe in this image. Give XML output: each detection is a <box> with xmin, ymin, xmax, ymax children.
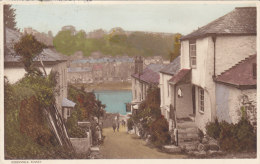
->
<box><xmin>173</xmin><ymin>84</ymin><xmax>178</xmax><ymax>146</ymax></box>
<box><xmin>212</xmin><ymin>34</ymin><xmax>217</xmax><ymax>78</ymax></box>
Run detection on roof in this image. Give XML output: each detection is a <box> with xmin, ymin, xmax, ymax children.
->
<box><xmin>68</xmin><ymin>67</ymin><xmax>92</xmax><ymax>73</ymax></box>
<box><xmin>214</xmin><ymin>55</ymin><xmax>256</xmax><ymax>89</ymax></box>
<box><xmin>169</xmin><ymin>69</ymin><xmax>191</xmax><ymax>84</ymax></box>
<box><xmin>181</xmin><ymin>7</ymin><xmax>256</xmax><ymax>40</ymax></box>
<box><xmin>160</xmin><ymin>56</ymin><xmax>180</xmax><ymax>75</ymax></box>
<box><xmin>132</xmin><ymin>64</ymin><xmax>165</xmax><ymax>84</ymax></box>
<box><xmin>71</xmin><ymin>57</ymin><xmax>134</xmax><ymax>64</ymax></box>
<box><xmin>62</xmin><ymin>98</ymin><xmax>76</xmax><ymax>108</ymax></box>
<box><xmin>5</xmin><ymin>28</ymin><xmax>67</xmax><ymax>65</ymax></box>
<box><xmin>5</xmin><ymin>48</ymin><xmax>67</xmax><ymax>63</ymax></box>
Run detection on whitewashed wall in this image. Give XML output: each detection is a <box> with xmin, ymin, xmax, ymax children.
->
<box><xmin>216</xmin><ymin>83</ymin><xmax>256</xmax><ymax>124</ymax></box>
<box><xmin>4</xmin><ymin>66</ymin><xmax>52</xmax><ymax>84</ymax></box>
<box><xmin>181</xmin><ymin>37</ymin><xmax>215</xmax><ymax>131</ymax></box>
<box><xmin>215</xmin><ymin>35</ymin><xmax>256</xmax><ymax>76</ymax></box>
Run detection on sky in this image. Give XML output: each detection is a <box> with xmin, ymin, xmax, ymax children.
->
<box><xmin>13</xmin><ymin>3</ymin><xmax>255</xmax><ymax>36</ymax></box>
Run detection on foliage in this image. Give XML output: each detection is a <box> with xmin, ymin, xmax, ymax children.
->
<box><xmin>169</xmin><ymin>33</ymin><xmax>182</xmax><ymax>62</ymax></box>
<box><xmin>66</xmin><ymin>110</ymin><xmax>87</xmax><ymax>138</ymax></box>
<box><xmin>69</xmin><ymin>85</ymin><xmax>105</xmax><ymax>120</ymax></box>
<box><xmin>67</xmin><ymin>85</ymin><xmax>105</xmax><ymax>141</ymax></box>
<box><xmin>129</xmin><ymin>86</ymin><xmax>170</xmax><ymax>147</ymax></box>
<box><xmin>149</xmin><ymin>116</ymin><xmax>171</xmax><ymax>147</ymax></box>
<box><xmin>17</xmin><ymin>73</ymin><xmax>57</xmax><ymax>108</ymax></box>
<box><xmin>206</xmin><ymin>116</ymin><xmax>256</xmax><ymax>152</ymax></box>
<box><xmin>19</xmin><ymin>96</ymin><xmax>53</xmax><ymax>146</ymax></box>
<box><xmin>205</xmin><ymin>118</ymin><xmax>221</xmax><ymax>139</ymax></box>
<box><xmin>4</xmin><ymin>77</ymin><xmax>77</xmax><ymax>159</ymax></box>
<box><xmin>14</xmin><ymin>34</ymin><xmax>46</xmax><ymax>75</ymax></box>
<box><xmin>4</xmin><ymin>5</ymin><xmax>17</xmax><ymax>30</ymax></box>
<box><xmin>127</xmin><ymin>117</ymin><xmax>134</xmax><ymax>131</ymax></box>
<box><xmin>53</xmin><ymin>29</ymin><xmax>178</xmax><ymax>59</ymax></box>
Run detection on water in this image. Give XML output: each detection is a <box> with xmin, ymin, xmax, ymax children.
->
<box><xmin>94</xmin><ymin>90</ymin><xmax>132</xmax><ymax>115</ymax></box>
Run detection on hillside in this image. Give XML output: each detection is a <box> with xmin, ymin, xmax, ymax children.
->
<box><xmin>53</xmin><ymin>27</ymin><xmax>178</xmax><ymax>59</ymax></box>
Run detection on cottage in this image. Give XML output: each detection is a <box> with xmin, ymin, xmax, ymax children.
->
<box><xmin>159</xmin><ymin>56</ymin><xmax>180</xmax><ymax>122</ymax></box>
<box><xmin>166</xmin><ymin>7</ymin><xmax>256</xmax><ymax>141</ymax></box>
<box><xmin>4</xmin><ymin>28</ymin><xmax>75</xmax><ymax>121</ymax></box>
<box><xmin>214</xmin><ymin>55</ymin><xmax>256</xmax><ymax>126</ymax></box>
<box><xmin>130</xmin><ymin>56</ymin><xmax>165</xmax><ymax>113</ymax></box>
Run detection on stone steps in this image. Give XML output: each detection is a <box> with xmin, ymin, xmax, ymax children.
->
<box><xmin>176</xmin><ymin>119</ymin><xmax>200</xmax><ymax>152</ymax></box>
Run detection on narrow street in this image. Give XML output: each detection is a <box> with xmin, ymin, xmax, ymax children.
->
<box><xmin>100</xmin><ymin>126</ymin><xmax>187</xmax><ymax>159</ymax></box>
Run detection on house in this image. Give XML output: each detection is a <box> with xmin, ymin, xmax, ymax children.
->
<box><xmin>214</xmin><ymin>54</ymin><xmax>256</xmax><ymax>126</ymax></box>
<box><xmin>130</xmin><ymin>56</ymin><xmax>165</xmax><ymax>113</ymax></box>
<box><xmin>159</xmin><ymin>56</ymin><xmax>180</xmax><ymax>122</ymax></box>
<box><xmin>4</xmin><ymin>28</ymin><xmax>75</xmax><ymax>121</ymax></box>
<box><xmin>167</xmin><ymin>6</ymin><xmax>256</xmax><ymax>138</ymax></box>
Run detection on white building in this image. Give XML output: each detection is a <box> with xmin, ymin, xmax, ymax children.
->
<box><xmin>159</xmin><ymin>56</ymin><xmax>180</xmax><ymax>122</ymax></box>
<box><xmin>130</xmin><ymin>57</ymin><xmax>165</xmax><ymax>114</ymax></box>
<box><xmin>168</xmin><ymin>7</ymin><xmax>256</xmax><ymax>133</ymax></box>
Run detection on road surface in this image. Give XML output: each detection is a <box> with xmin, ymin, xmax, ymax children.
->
<box><xmin>99</xmin><ymin>126</ymin><xmax>187</xmax><ymax>159</ymax></box>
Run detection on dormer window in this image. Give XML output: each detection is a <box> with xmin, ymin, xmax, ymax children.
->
<box><xmin>189</xmin><ymin>40</ymin><xmax>196</xmax><ymax>68</ymax></box>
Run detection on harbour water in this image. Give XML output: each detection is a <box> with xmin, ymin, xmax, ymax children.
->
<box><xmin>94</xmin><ymin>90</ymin><xmax>132</xmax><ymax>115</ymax></box>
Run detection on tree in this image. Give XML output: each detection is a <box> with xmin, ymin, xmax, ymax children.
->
<box><xmin>4</xmin><ymin>5</ymin><xmax>17</xmax><ymax>30</ymax></box>
<box><xmin>14</xmin><ymin>34</ymin><xmax>46</xmax><ymax>76</ymax></box>
<box><xmin>169</xmin><ymin>33</ymin><xmax>182</xmax><ymax>62</ymax></box>
<box><xmin>4</xmin><ymin>5</ymin><xmax>18</xmax><ymax>57</ymax></box>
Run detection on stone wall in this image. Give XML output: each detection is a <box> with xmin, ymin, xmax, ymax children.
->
<box><xmin>70</xmin><ymin>134</ymin><xmax>91</xmax><ymax>154</ymax></box>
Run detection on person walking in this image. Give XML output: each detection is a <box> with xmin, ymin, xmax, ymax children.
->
<box><xmin>116</xmin><ymin>120</ymin><xmax>120</xmax><ymax>132</ymax></box>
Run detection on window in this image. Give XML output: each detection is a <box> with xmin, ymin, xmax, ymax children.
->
<box><xmin>189</xmin><ymin>40</ymin><xmax>196</xmax><ymax>68</ymax></box>
<box><xmin>198</xmin><ymin>87</ymin><xmax>204</xmax><ymax>113</ymax></box>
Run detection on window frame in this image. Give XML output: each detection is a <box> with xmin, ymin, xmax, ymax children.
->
<box><xmin>198</xmin><ymin>87</ymin><xmax>204</xmax><ymax>113</ymax></box>
<box><xmin>189</xmin><ymin>40</ymin><xmax>197</xmax><ymax>68</ymax></box>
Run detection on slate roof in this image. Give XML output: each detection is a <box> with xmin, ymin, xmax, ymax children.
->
<box><xmin>5</xmin><ymin>28</ymin><xmax>67</xmax><ymax>65</ymax></box>
<box><xmin>181</xmin><ymin>7</ymin><xmax>256</xmax><ymax>40</ymax></box>
<box><xmin>62</xmin><ymin>98</ymin><xmax>76</xmax><ymax>108</ymax></box>
<box><xmin>169</xmin><ymin>69</ymin><xmax>191</xmax><ymax>84</ymax></box>
<box><xmin>68</xmin><ymin>67</ymin><xmax>92</xmax><ymax>73</ymax></box>
<box><xmin>160</xmin><ymin>56</ymin><xmax>180</xmax><ymax>75</ymax></box>
<box><xmin>214</xmin><ymin>55</ymin><xmax>256</xmax><ymax>89</ymax></box>
<box><xmin>71</xmin><ymin>57</ymin><xmax>134</xmax><ymax>64</ymax></box>
<box><xmin>132</xmin><ymin>64</ymin><xmax>165</xmax><ymax>85</ymax></box>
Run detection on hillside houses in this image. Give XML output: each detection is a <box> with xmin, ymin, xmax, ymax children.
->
<box><xmin>130</xmin><ymin>57</ymin><xmax>165</xmax><ymax>114</ymax></box>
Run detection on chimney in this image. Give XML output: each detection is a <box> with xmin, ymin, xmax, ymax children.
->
<box><xmin>134</xmin><ymin>56</ymin><xmax>138</xmax><ymax>74</ymax></box>
<box><xmin>139</xmin><ymin>56</ymin><xmax>143</xmax><ymax>75</ymax></box>
<box><xmin>252</xmin><ymin>63</ymin><xmax>256</xmax><ymax>79</ymax></box>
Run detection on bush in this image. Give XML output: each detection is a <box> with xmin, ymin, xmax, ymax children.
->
<box><xmin>218</xmin><ymin>121</ymin><xmax>239</xmax><ymax>151</ymax></box>
<box><xmin>205</xmin><ymin>118</ymin><xmax>221</xmax><ymax>139</ymax></box>
<box><xmin>149</xmin><ymin>116</ymin><xmax>171</xmax><ymax>147</ymax></box>
<box><xmin>127</xmin><ymin>117</ymin><xmax>134</xmax><ymax>131</ymax></box>
<box><xmin>206</xmin><ymin>118</ymin><xmax>256</xmax><ymax>152</ymax></box>
<box><xmin>66</xmin><ymin>110</ymin><xmax>87</xmax><ymax>138</ymax></box>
